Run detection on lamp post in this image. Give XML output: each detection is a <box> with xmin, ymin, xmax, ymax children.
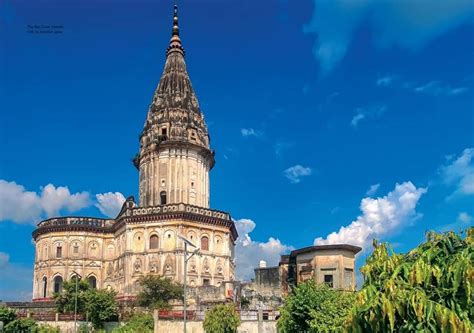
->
<box><xmin>71</xmin><ymin>270</ymin><xmax>81</xmax><ymax>333</ymax></box>
<box><xmin>177</xmin><ymin>235</ymin><xmax>200</xmax><ymax>333</ymax></box>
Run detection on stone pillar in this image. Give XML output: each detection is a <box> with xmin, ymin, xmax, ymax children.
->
<box><xmin>258</xmin><ymin>309</ymin><xmax>263</xmax><ymax>333</ymax></box>
<box><xmin>153</xmin><ymin>309</ymin><xmax>159</xmax><ymax>333</ymax></box>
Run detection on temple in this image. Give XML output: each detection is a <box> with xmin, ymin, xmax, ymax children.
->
<box><xmin>32</xmin><ymin>5</ymin><xmax>237</xmax><ymax>302</ymax></box>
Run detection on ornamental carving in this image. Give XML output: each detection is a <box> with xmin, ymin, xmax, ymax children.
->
<box><xmin>134</xmin><ymin>258</ymin><xmax>142</xmax><ymax>274</ymax></box>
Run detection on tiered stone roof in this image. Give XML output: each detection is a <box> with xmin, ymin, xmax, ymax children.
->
<box><xmin>138</xmin><ymin>5</ymin><xmax>211</xmax><ymax>160</ymax></box>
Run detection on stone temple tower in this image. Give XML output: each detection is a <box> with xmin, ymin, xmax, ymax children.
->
<box><xmin>32</xmin><ymin>5</ymin><xmax>236</xmax><ymax>302</ymax></box>
<box><xmin>134</xmin><ymin>5</ymin><xmax>214</xmax><ymax>208</ymax></box>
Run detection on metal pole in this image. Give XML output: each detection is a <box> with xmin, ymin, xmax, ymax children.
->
<box><xmin>74</xmin><ymin>274</ymin><xmax>78</xmax><ymax>333</ymax></box>
<box><xmin>183</xmin><ymin>241</ymin><xmax>187</xmax><ymax>333</ymax></box>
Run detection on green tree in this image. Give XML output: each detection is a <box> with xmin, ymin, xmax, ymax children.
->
<box><xmin>53</xmin><ymin>278</ymin><xmax>118</xmax><ymax>329</ymax></box>
<box><xmin>4</xmin><ymin>317</ymin><xmax>37</xmax><ymax>333</ymax></box>
<box><xmin>84</xmin><ymin>288</ymin><xmax>119</xmax><ymax>329</ymax></box>
<box><xmin>112</xmin><ymin>313</ymin><xmax>154</xmax><ymax>333</ymax></box>
<box><xmin>0</xmin><ymin>305</ymin><xmax>17</xmax><ymax>326</ymax></box>
<box><xmin>136</xmin><ymin>275</ymin><xmax>183</xmax><ymax>309</ymax></box>
<box><xmin>277</xmin><ymin>280</ymin><xmax>355</xmax><ymax>333</ymax></box>
<box><xmin>347</xmin><ymin>228</ymin><xmax>474</xmax><ymax>332</ymax></box>
<box><xmin>203</xmin><ymin>304</ymin><xmax>240</xmax><ymax>333</ymax></box>
<box><xmin>53</xmin><ymin>278</ymin><xmax>91</xmax><ymax>314</ymax></box>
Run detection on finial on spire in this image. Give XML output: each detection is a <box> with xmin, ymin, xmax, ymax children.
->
<box><xmin>172</xmin><ymin>4</ymin><xmax>179</xmax><ymax>36</ymax></box>
<box><xmin>167</xmin><ymin>4</ymin><xmax>185</xmax><ymax>56</ymax></box>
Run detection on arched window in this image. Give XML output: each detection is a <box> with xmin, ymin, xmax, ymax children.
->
<box><xmin>88</xmin><ymin>276</ymin><xmax>97</xmax><ymax>289</ymax></box>
<box><xmin>42</xmin><ymin>277</ymin><xmax>48</xmax><ymax>298</ymax></box>
<box><xmin>160</xmin><ymin>191</ymin><xmax>167</xmax><ymax>205</ymax></box>
<box><xmin>53</xmin><ymin>276</ymin><xmax>63</xmax><ymax>294</ymax></box>
<box><xmin>150</xmin><ymin>235</ymin><xmax>159</xmax><ymax>250</ymax></box>
<box><xmin>71</xmin><ymin>273</ymin><xmax>81</xmax><ymax>284</ymax></box>
<box><xmin>201</xmin><ymin>236</ymin><xmax>209</xmax><ymax>251</ymax></box>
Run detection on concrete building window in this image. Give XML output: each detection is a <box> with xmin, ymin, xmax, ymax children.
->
<box><xmin>160</xmin><ymin>191</ymin><xmax>167</xmax><ymax>205</ymax></box>
<box><xmin>42</xmin><ymin>277</ymin><xmax>47</xmax><ymax>298</ymax></box>
<box><xmin>201</xmin><ymin>236</ymin><xmax>209</xmax><ymax>251</ymax></box>
<box><xmin>203</xmin><ymin>278</ymin><xmax>210</xmax><ymax>286</ymax></box>
<box><xmin>150</xmin><ymin>235</ymin><xmax>159</xmax><ymax>250</ymax></box>
<box><xmin>88</xmin><ymin>276</ymin><xmax>97</xmax><ymax>289</ymax></box>
<box><xmin>73</xmin><ymin>243</ymin><xmax>79</xmax><ymax>254</ymax></box>
<box><xmin>56</xmin><ymin>246</ymin><xmax>62</xmax><ymax>258</ymax></box>
<box><xmin>53</xmin><ymin>276</ymin><xmax>63</xmax><ymax>294</ymax></box>
<box><xmin>324</xmin><ymin>274</ymin><xmax>334</xmax><ymax>288</ymax></box>
<box><xmin>161</xmin><ymin>128</ymin><xmax>167</xmax><ymax>135</ymax></box>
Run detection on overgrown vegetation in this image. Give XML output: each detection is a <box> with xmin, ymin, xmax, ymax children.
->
<box><xmin>53</xmin><ymin>279</ymin><xmax>118</xmax><ymax>329</ymax></box>
<box><xmin>4</xmin><ymin>317</ymin><xmax>37</xmax><ymax>333</ymax></box>
<box><xmin>346</xmin><ymin>228</ymin><xmax>473</xmax><ymax>332</ymax></box>
<box><xmin>112</xmin><ymin>313</ymin><xmax>154</xmax><ymax>333</ymax></box>
<box><xmin>136</xmin><ymin>275</ymin><xmax>183</xmax><ymax>309</ymax></box>
<box><xmin>277</xmin><ymin>281</ymin><xmax>356</xmax><ymax>333</ymax></box>
<box><xmin>0</xmin><ymin>305</ymin><xmax>17</xmax><ymax>325</ymax></box>
<box><xmin>203</xmin><ymin>304</ymin><xmax>241</xmax><ymax>333</ymax></box>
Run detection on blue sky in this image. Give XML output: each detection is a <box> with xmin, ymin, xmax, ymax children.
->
<box><xmin>1</xmin><ymin>0</ymin><xmax>473</xmax><ymax>300</ymax></box>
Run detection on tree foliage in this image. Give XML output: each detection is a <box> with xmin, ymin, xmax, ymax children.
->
<box><xmin>277</xmin><ymin>280</ymin><xmax>356</xmax><ymax>333</ymax></box>
<box><xmin>346</xmin><ymin>228</ymin><xmax>474</xmax><ymax>332</ymax></box>
<box><xmin>53</xmin><ymin>278</ymin><xmax>118</xmax><ymax>328</ymax></box>
<box><xmin>136</xmin><ymin>275</ymin><xmax>183</xmax><ymax>309</ymax></box>
<box><xmin>112</xmin><ymin>313</ymin><xmax>154</xmax><ymax>333</ymax></box>
<box><xmin>203</xmin><ymin>304</ymin><xmax>241</xmax><ymax>333</ymax></box>
<box><xmin>84</xmin><ymin>288</ymin><xmax>118</xmax><ymax>328</ymax></box>
<box><xmin>0</xmin><ymin>305</ymin><xmax>17</xmax><ymax>325</ymax></box>
<box><xmin>53</xmin><ymin>279</ymin><xmax>90</xmax><ymax>314</ymax></box>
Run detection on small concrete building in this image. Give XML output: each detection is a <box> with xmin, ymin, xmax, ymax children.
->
<box><xmin>280</xmin><ymin>244</ymin><xmax>361</xmax><ymax>294</ymax></box>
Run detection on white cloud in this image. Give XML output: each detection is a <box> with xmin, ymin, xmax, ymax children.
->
<box><xmin>440</xmin><ymin>148</ymin><xmax>474</xmax><ymax>199</ymax></box>
<box><xmin>283</xmin><ymin>165</ymin><xmax>312</xmax><ymax>183</ymax></box>
<box><xmin>458</xmin><ymin>212</ymin><xmax>472</xmax><ymax>224</ymax></box>
<box><xmin>95</xmin><ymin>192</ymin><xmax>126</xmax><ymax>218</ymax></box>
<box><xmin>0</xmin><ymin>252</ymin><xmax>9</xmax><ymax>268</ymax></box>
<box><xmin>241</xmin><ymin>128</ymin><xmax>263</xmax><ymax>138</ymax></box>
<box><xmin>304</xmin><ymin>0</ymin><xmax>474</xmax><ymax>73</ymax></box>
<box><xmin>41</xmin><ymin>184</ymin><xmax>90</xmax><ymax>217</ymax></box>
<box><xmin>0</xmin><ymin>180</ymin><xmax>91</xmax><ymax>224</ymax></box>
<box><xmin>376</xmin><ymin>75</ymin><xmax>394</xmax><ymax>87</ymax></box>
<box><xmin>315</xmin><ymin>182</ymin><xmax>426</xmax><ymax>251</ymax></box>
<box><xmin>351</xmin><ymin>112</ymin><xmax>366</xmax><ymax>127</ymax></box>
<box><xmin>366</xmin><ymin>183</ymin><xmax>381</xmax><ymax>196</ymax></box>
<box><xmin>414</xmin><ymin>81</ymin><xmax>468</xmax><ymax>96</ymax></box>
<box><xmin>351</xmin><ymin>105</ymin><xmax>387</xmax><ymax>128</ymax></box>
<box><xmin>234</xmin><ymin>218</ymin><xmax>293</xmax><ymax>280</ymax></box>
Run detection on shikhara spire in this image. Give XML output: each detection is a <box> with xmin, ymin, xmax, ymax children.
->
<box><xmin>135</xmin><ymin>3</ymin><xmax>214</xmax><ymax>208</ymax></box>
<box><xmin>137</xmin><ymin>3</ymin><xmax>211</xmax><ymax>154</ymax></box>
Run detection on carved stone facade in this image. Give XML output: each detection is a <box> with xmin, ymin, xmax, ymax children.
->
<box><xmin>31</xmin><ymin>5</ymin><xmax>237</xmax><ymax>302</ymax></box>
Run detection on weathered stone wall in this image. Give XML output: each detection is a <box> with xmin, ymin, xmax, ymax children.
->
<box><xmin>154</xmin><ymin>320</ymin><xmax>277</xmax><ymax>333</ymax></box>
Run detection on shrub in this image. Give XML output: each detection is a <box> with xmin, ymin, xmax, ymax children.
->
<box><xmin>112</xmin><ymin>313</ymin><xmax>154</xmax><ymax>333</ymax></box>
<box><xmin>203</xmin><ymin>304</ymin><xmax>240</xmax><ymax>333</ymax></box>
<box><xmin>4</xmin><ymin>317</ymin><xmax>37</xmax><ymax>333</ymax></box>
<box><xmin>277</xmin><ymin>281</ymin><xmax>355</xmax><ymax>333</ymax></box>
<box><xmin>33</xmin><ymin>324</ymin><xmax>61</xmax><ymax>333</ymax></box>
<box><xmin>0</xmin><ymin>306</ymin><xmax>17</xmax><ymax>326</ymax></box>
